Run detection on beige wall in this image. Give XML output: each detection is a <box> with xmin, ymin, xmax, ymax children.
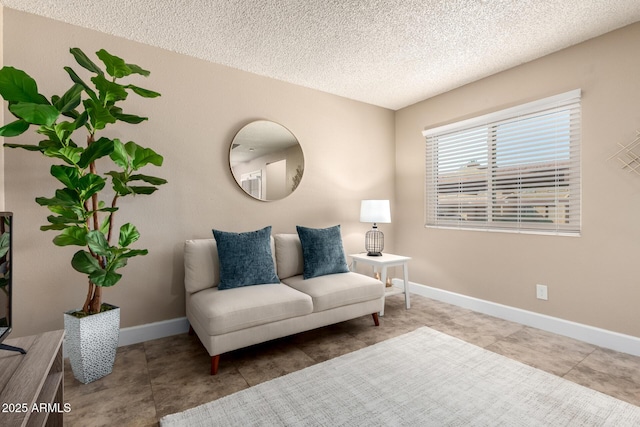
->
<box><xmin>1</xmin><ymin>9</ymin><xmax>395</xmax><ymax>337</ymax></box>
<box><xmin>395</xmin><ymin>22</ymin><xmax>640</xmax><ymax>338</ymax></box>
<box><xmin>5</xmin><ymin>8</ymin><xmax>639</xmax><ymax>341</ymax></box>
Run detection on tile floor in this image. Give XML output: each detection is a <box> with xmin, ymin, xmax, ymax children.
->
<box><xmin>63</xmin><ymin>294</ymin><xmax>640</xmax><ymax>426</ymax></box>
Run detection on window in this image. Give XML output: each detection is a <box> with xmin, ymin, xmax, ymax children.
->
<box><xmin>423</xmin><ymin>90</ymin><xmax>581</xmax><ymax>236</ymax></box>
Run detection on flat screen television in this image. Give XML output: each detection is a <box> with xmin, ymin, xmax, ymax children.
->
<box><xmin>0</xmin><ymin>212</ymin><xmax>25</xmax><ymax>354</ymax></box>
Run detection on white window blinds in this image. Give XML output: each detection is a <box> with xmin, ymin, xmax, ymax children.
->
<box><xmin>423</xmin><ymin>90</ymin><xmax>581</xmax><ymax>236</ymax></box>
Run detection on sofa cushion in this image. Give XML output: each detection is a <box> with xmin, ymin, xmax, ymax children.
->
<box><xmin>296</xmin><ymin>225</ymin><xmax>350</xmax><ymax>279</ymax></box>
<box><xmin>184</xmin><ymin>237</ymin><xmax>277</xmax><ymax>294</ymax></box>
<box><xmin>189</xmin><ymin>283</ymin><xmax>313</xmax><ymax>335</ymax></box>
<box><xmin>282</xmin><ymin>272</ymin><xmax>384</xmax><ymax>312</ymax></box>
<box><xmin>274</xmin><ymin>233</ymin><xmax>304</xmax><ymax>280</ymax></box>
<box><xmin>213</xmin><ymin>226</ymin><xmax>280</xmax><ymax>290</ymax></box>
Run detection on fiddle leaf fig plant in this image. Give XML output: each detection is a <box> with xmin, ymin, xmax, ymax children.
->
<box><xmin>0</xmin><ymin>47</ymin><xmax>166</xmax><ymax>315</ymax></box>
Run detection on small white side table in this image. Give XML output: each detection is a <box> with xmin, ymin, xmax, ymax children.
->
<box><xmin>350</xmin><ymin>253</ymin><xmax>411</xmax><ymax>316</ymax></box>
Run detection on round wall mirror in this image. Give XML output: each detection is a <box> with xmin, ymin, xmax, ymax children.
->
<box><xmin>229</xmin><ymin>120</ymin><xmax>304</xmax><ymax>201</ymax></box>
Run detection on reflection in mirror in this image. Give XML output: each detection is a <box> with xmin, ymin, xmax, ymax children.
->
<box><xmin>230</xmin><ymin>120</ymin><xmax>304</xmax><ymax>201</ymax></box>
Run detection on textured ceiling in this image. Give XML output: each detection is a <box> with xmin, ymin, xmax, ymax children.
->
<box><xmin>2</xmin><ymin>0</ymin><xmax>640</xmax><ymax>110</ymax></box>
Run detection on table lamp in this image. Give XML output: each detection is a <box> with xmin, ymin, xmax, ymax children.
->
<box><xmin>360</xmin><ymin>200</ymin><xmax>391</xmax><ymax>256</ymax></box>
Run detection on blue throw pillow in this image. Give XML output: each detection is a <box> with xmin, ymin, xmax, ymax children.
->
<box><xmin>212</xmin><ymin>226</ymin><xmax>280</xmax><ymax>290</ymax></box>
<box><xmin>296</xmin><ymin>225</ymin><xmax>350</xmax><ymax>279</ymax></box>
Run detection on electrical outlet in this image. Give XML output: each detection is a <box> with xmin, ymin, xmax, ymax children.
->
<box><xmin>536</xmin><ymin>284</ymin><xmax>548</xmax><ymax>301</ymax></box>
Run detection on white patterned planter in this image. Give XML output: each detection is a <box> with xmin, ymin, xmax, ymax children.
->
<box><xmin>64</xmin><ymin>304</ymin><xmax>120</xmax><ymax>384</ymax></box>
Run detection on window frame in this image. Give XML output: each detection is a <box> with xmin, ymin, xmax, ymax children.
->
<box><xmin>423</xmin><ymin>90</ymin><xmax>582</xmax><ymax>236</ymax></box>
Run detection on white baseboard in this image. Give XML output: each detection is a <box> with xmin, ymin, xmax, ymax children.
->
<box><xmin>102</xmin><ymin>281</ymin><xmax>639</xmax><ymax>358</ymax></box>
<box><xmin>63</xmin><ymin>317</ymin><xmax>189</xmax><ymax>358</ymax></box>
<box><xmin>118</xmin><ymin>317</ymin><xmax>190</xmax><ymax>347</ymax></box>
<box><xmin>392</xmin><ymin>279</ymin><xmax>640</xmax><ymax>357</ymax></box>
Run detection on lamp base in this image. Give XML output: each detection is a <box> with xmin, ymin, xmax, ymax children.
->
<box><xmin>365</xmin><ymin>226</ymin><xmax>384</xmax><ymax>257</ymax></box>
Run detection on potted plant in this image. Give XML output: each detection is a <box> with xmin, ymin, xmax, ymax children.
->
<box><xmin>0</xmin><ymin>48</ymin><xmax>166</xmax><ymax>383</ymax></box>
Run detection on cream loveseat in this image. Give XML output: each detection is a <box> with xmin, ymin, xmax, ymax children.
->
<box><xmin>184</xmin><ymin>226</ymin><xmax>385</xmax><ymax>374</ymax></box>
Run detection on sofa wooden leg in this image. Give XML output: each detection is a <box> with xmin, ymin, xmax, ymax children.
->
<box><xmin>188</xmin><ymin>325</ymin><xmax>195</xmax><ymax>336</ymax></box>
<box><xmin>211</xmin><ymin>355</ymin><xmax>220</xmax><ymax>375</ymax></box>
<box><xmin>372</xmin><ymin>313</ymin><xmax>380</xmax><ymax>326</ymax></box>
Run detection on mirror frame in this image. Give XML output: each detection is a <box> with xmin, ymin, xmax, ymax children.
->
<box><xmin>229</xmin><ymin>120</ymin><xmax>304</xmax><ymax>201</ymax></box>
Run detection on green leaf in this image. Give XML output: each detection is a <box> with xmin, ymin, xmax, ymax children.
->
<box><xmin>105</xmin><ymin>171</ymin><xmax>132</xmax><ymax>196</ymax></box>
<box><xmin>53</xmin><ymin>226</ymin><xmax>88</xmax><ymax>246</ymax></box>
<box><xmin>50</xmin><ymin>165</ymin><xmax>80</xmax><ymax>188</ymax></box>
<box><xmin>41</xmin><ymin>223</ymin><xmax>69</xmax><ymax>231</ymax></box>
<box><xmin>43</xmin><ymin>203</ymin><xmax>84</xmax><ymax>219</ymax></box>
<box><xmin>53</xmin><ymin>83</ymin><xmax>84</xmax><ymax>113</ymax></box>
<box><xmin>42</xmin><ymin>214</ymin><xmax>84</xmax><ymax>230</ymax></box>
<box><xmin>3</xmin><ymin>141</ymin><xmax>43</xmax><ymax>151</ymax></box>
<box><xmin>109</xmin><ymin>139</ymin><xmax>130</xmax><ymax>169</ymax></box>
<box><xmin>53</xmin><ymin>121</ymin><xmax>77</xmax><ymax>143</ymax></box>
<box><xmin>126</xmin><ymin>84</ymin><xmax>160</xmax><ymax>98</ymax></box>
<box><xmin>132</xmin><ymin>146</ymin><xmax>164</xmax><ymax>169</ymax></box>
<box><xmin>125</xmin><ymin>63</ymin><xmax>150</xmax><ymax>77</ymax></box>
<box><xmin>124</xmin><ymin>140</ymin><xmax>138</xmax><ymax>158</ymax></box>
<box><xmin>71</xmin><ymin>250</ymin><xmax>100</xmax><ymax>274</ymax></box>
<box><xmin>86</xmin><ymin>230</ymin><xmax>110</xmax><ymax>257</ymax></box>
<box><xmin>36</xmin><ymin>139</ymin><xmax>64</xmax><ymax>153</ymax></box>
<box><xmin>64</xmin><ymin>66</ymin><xmax>98</xmax><ymax>101</ymax></box>
<box><xmin>110</xmin><ymin>256</ymin><xmax>129</xmax><ymax>271</ymax></box>
<box><xmin>130</xmin><ymin>186</ymin><xmax>159</xmax><ymax>195</ymax></box>
<box><xmin>99</xmin><ymin>215</ymin><xmax>111</xmax><ymax>235</ymax></box>
<box><xmin>89</xmin><ymin>269</ymin><xmax>122</xmax><ymax>287</ymax></box>
<box><xmin>9</xmin><ymin>102</ymin><xmax>60</xmax><ymax>126</ymax></box>
<box><xmin>38</xmin><ymin>136</ymin><xmax>67</xmax><ymax>155</ymax></box>
<box><xmin>96</xmin><ymin>49</ymin><xmax>131</xmax><ymax>79</ymax></box>
<box><xmin>0</xmin><ymin>119</ymin><xmax>30</xmax><ymax>137</ymax></box>
<box><xmin>83</xmin><ymin>98</ymin><xmax>116</xmax><ymax>130</ymax></box>
<box><xmin>78</xmin><ymin>137</ymin><xmax>114</xmax><ymax>168</ymax></box>
<box><xmin>35</xmin><ymin>125</ymin><xmax>57</xmax><ymax>140</ymax></box>
<box><xmin>110</xmin><ymin>107</ymin><xmax>147</xmax><ymax>124</ymax></box>
<box><xmin>106</xmin><ymin>142</ymin><xmax>166</xmax><ymax>195</ymax></box>
<box><xmin>36</xmin><ymin>188</ymin><xmax>81</xmax><ymax>208</ymax></box>
<box><xmin>70</xmin><ymin>47</ymin><xmax>104</xmax><ymax>75</ymax></box>
<box><xmin>0</xmin><ymin>66</ymin><xmax>49</xmax><ymax>104</ymax></box>
<box><xmin>61</xmin><ymin>108</ymin><xmax>77</xmax><ymax>120</ymax></box>
<box><xmin>73</xmin><ymin>110</ymin><xmax>89</xmax><ymax>129</ymax></box>
<box><xmin>91</xmin><ymin>74</ymin><xmax>128</xmax><ymax>103</ymax></box>
<box><xmin>120</xmin><ymin>248</ymin><xmax>148</xmax><ymax>259</ymax></box>
<box><xmin>53</xmin><ymin>207</ymin><xmax>84</xmax><ymax>221</ymax></box>
<box><xmin>77</xmin><ymin>173</ymin><xmax>106</xmax><ymax>200</ymax></box>
<box><xmin>53</xmin><ymin>146</ymin><xmax>83</xmax><ymax>165</ymax></box>
<box><xmin>129</xmin><ymin>174</ymin><xmax>168</xmax><ymax>186</ymax></box>
<box><xmin>118</xmin><ymin>223</ymin><xmax>140</xmax><ymax>247</ymax></box>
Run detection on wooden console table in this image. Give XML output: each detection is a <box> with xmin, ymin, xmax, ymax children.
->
<box><xmin>0</xmin><ymin>330</ymin><xmax>65</xmax><ymax>427</ymax></box>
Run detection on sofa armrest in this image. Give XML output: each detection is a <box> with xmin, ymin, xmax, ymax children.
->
<box><xmin>184</xmin><ymin>239</ymin><xmax>219</xmax><ymax>294</ymax></box>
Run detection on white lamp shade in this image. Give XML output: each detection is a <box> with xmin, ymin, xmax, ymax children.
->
<box><xmin>360</xmin><ymin>200</ymin><xmax>391</xmax><ymax>223</ymax></box>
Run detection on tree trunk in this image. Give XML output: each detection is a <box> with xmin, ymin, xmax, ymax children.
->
<box><xmin>89</xmin><ymin>286</ymin><xmax>102</xmax><ymax>313</ymax></box>
<box><xmin>82</xmin><ymin>281</ymin><xmax>94</xmax><ymax>313</ymax></box>
<box><xmin>82</xmin><ymin>133</ymin><xmax>104</xmax><ymax>315</ymax></box>
<box><xmin>87</xmin><ymin>135</ymin><xmax>100</xmax><ymax>233</ymax></box>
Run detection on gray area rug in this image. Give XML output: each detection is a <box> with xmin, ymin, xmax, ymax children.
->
<box><xmin>160</xmin><ymin>327</ymin><xmax>640</xmax><ymax>426</ymax></box>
